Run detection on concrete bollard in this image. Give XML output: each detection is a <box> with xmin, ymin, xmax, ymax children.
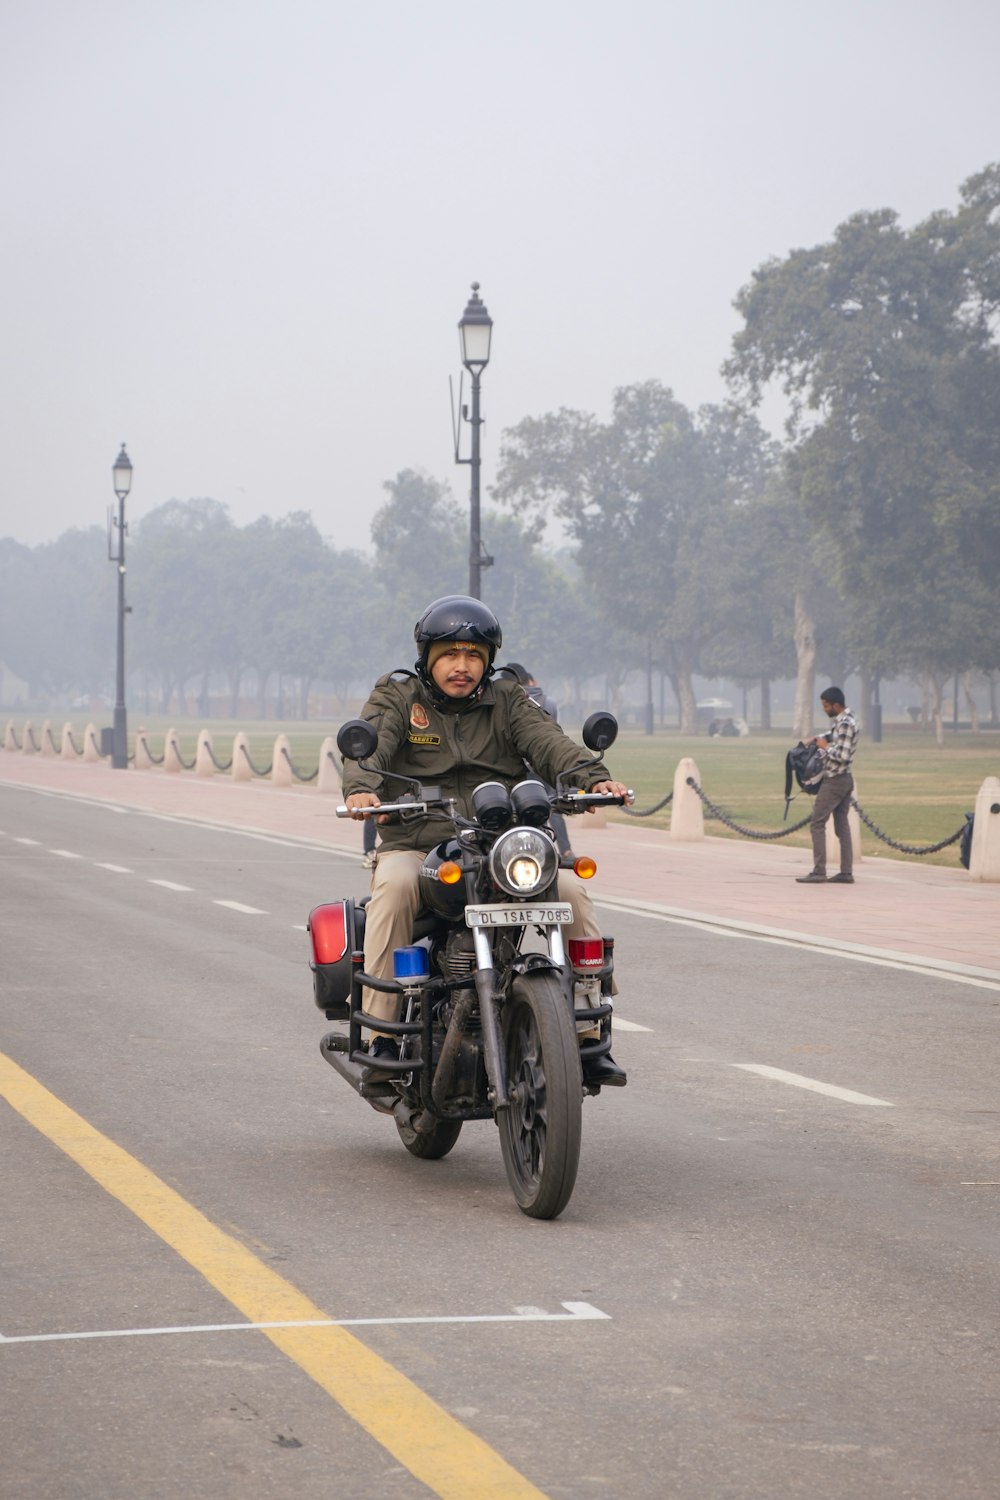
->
<box><xmin>164</xmin><ymin>728</ymin><xmax>183</xmax><ymax>774</ymax></box>
<box><xmin>826</xmin><ymin>781</ymin><xmax>863</xmax><ymax>868</ymax></box>
<box><xmin>61</xmin><ymin>722</ymin><xmax>76</xmax><ymax>759</ymax></box>
<box><xmin>3</xmin><ymin>721</ymin><xmax>15</xmax><ymax>752</ymax></box>
<box><xmin>231</xmin><ymin>732</ymin><xmax>252</xmax><ymax>782</ymax></box>
<box><xmin>670</xmin><ymin>756</ymin><xmax>704</xmax><ymax>841</ymax></box>
<box><xmin>195</xmin><ymin>729</ymin><xmax>215</xmax><ymax>777</ymax></box>
<box><xmin>317</xmin><ymin>736</ymin><xmax>342</xmax><ymax>795</ymax></box>
<box><xmin>22</xmin><ymin>719</ymin><xmax>35</xmax><ymax>754</ymax></box>
<box><xmin>271</xmin><ymin>733</ymin><xmax>293</xmax><ymax>787</ymax></box>
<box><xmin>83</xmin><ymin>723</ymin><xmax>101</xmax><ymax>763</ymax></box>
<box><xmin>41</xmin><ymin>720</ymin><xmax>57</xmax><ymax>756</ymax></box>
<box><xmin>133</xmin><ymin>728</ymin><xmax>153</xmax><ymax>770</ymax></box>
<box><xmin>969</xmin><ymin>776</ymin><xmax>1000</xmax><ymax>882</ymax></box>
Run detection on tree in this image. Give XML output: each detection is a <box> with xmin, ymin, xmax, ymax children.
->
<box><xmin>726</xmin><ymin>165</ymin><xmax>1000</xmax><ymax>733</ymax></box>
<box><xmin>496</xmin><ymin>384</ymin><xmax>777</xmax><ymax>732</ymax></box>
<box><xmin>370</xmin><ymin>470</ymin><xmax>466</xmax><ymax>649</ymax></box>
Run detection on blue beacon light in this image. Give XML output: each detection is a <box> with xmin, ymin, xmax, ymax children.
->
<box><xmin>393</xmin><ymin>946</ymin><xmax>430</xmax><ymax>981</ymax></box>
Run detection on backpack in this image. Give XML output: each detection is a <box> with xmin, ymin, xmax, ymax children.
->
<box><xmin>784</xmin><ymin>742</ymin><xmax>825</xmax><ymax>818</ymax></box>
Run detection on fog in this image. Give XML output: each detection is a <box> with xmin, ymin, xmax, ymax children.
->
<box><xmin>2</xmin><ymin>0</ymin><xmax>998</xmax><ymax>548</ymax></box>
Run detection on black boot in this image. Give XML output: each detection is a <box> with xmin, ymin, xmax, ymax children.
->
<box><xmin>361</xmin><ymin>1036</ymin><xmax>400</xmax><ymax>1083</ymax></box>
<box><xmin>581</xmin><ymin>1051</ymin><xmax>627</xmax><ymax>1088</ymax></box>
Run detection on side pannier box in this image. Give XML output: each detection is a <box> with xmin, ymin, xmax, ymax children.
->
<box><xmin>308</xmin><ymin>899</ymin><xmax>366</xmax><ymax>1018</ymax></box>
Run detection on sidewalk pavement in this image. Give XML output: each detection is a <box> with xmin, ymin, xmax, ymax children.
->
<box><xmin>2</xmin><ymin>754</ymin><xmax>998</xmax><ymax>984</ymax></box>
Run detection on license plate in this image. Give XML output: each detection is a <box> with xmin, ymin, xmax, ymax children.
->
<box><xmin>465</xmin><ymin>903</ymin><xmax>573</xmax><ymax>928</ymax></box>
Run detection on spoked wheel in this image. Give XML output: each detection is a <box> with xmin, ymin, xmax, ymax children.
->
<box><xmin>498</xmin><ymin>972</ymin><xmax>582</xmax><ymax>1219</ymax></box>
<box><xmin>395</xmin><ymin>1113</ymin><xmax>463</xmax><ymax>1160</ymax></box>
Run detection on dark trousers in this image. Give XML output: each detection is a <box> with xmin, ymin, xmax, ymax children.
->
<box><xmin>810</xmin><ymin>772</ymin><xmax>854</xmax><ymax>876</ymax></box>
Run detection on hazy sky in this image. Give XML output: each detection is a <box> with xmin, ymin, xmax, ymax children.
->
<box><xmin>2</xmin><ymin>0</ymin><xmax>997</xmax><ymax>550</ymax></box>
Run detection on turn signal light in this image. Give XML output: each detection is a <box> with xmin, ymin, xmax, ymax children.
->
<box><xmin>438</xmin><ymin>861</ymin><xmax>463</xmax><ymax>884</ymax></box>
<box><xmin>573</xmin><ymin>856</ymin><xmax>597</xmax><ymax>879</ymax></box>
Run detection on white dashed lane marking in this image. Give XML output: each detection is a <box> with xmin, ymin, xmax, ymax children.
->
<box><xmin>214</xmin><ymin>900</ymin><xmax>268</xmax><ymax>915</ymax></box>
<box><xmin>732</xmin><ymin>1064</ymin><xmax>893</xmax><ymax>1107</ymax></box>
<box><xmin>95</xmin><ymin>863</ymin><xmax>132</xmax><ymax>874</ymax></box>
<box><xmin>148</xmin><ymin>879</ymin><xmax>195</xmax><ymax>892</ymax></box>
<box><xmin>13</xmin><ymin>837</ymin><xmax>41</xmax><ymax>845</ymax></box>
<box><xmin>50</xmin><ymin>849</ymin><xmax>82</xmax><ymax>859</ymax></box>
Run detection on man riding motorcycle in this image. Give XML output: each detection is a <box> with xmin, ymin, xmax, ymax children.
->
<box><xmin>343</xmin><ymin>594</ymin><xmax>630</xmax><ymax>1089</ymax></box>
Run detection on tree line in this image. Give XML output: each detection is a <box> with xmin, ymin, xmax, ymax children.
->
<box><xmin>2</xmin><ymin>165</ymin><xmax>998</xmax><ymax>739</ymax></box>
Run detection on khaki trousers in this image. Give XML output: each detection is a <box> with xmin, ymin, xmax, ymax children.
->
<box><xmin>809</xmin><ymin>771</ymin><xmax>854</xmax><ymax>877</ymax></box>
<box><xmin>361</xmin><ymin>849</ymin><xmax>607</xmax><ymax>1032</ymax></box>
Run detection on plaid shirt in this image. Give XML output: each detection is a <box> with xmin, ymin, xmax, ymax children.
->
<box><xmin>820</xmin><ymin>707</ymin><xmax>858</xmax><ymax>777</ymax></box>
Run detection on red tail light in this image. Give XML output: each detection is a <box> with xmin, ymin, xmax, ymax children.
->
<box><xmin>308</xmin><ymin>902</ymin><xmax>350</xmax><ymax>965</ymax></box>
<box><xmin>568</xmin><ymin>937</ymin><xmax>604</xmax><ymax>970</ymax></box>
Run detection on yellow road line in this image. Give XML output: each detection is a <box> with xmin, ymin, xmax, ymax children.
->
<box><xmin>0</xmin><ymin>1051</ymin><xmax>549</xmax><ymax>1500</ymax></box>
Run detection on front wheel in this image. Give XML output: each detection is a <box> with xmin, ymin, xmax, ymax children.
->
<box><xmin>498</xmin><ymin>972</ymin><xmax>582</xmax><ymax>1219</ymax></box>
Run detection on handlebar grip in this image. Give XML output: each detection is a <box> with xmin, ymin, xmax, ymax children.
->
<box><xmin>336</xmin><ymin>802</ymin><xmax>428</xmax><ymax>818</ymax></box>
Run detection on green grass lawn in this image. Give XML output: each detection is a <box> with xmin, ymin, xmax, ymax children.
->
<box><xmin>51</xmin><ymin>714</ymin><xmax>1000</xmax><ymax>869</ymax></box>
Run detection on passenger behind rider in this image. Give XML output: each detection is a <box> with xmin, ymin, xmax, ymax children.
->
<box><xmin>343</xmin><ymin>595</ymin><xmax>630</xmax><ymax>1089</ymax></box>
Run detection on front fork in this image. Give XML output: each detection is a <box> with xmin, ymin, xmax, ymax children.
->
<box><xmin>471</xmin><ymin>926</ymin><xmax>509</xmax><ymax>1111</ymax></box>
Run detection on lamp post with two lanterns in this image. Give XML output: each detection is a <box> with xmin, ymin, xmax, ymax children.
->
<box><xmin>109</xmin><ymin>444</ymin><xmax>132</xmax><ymax>769</ymax></box>
<box><xmin>456</xmin><ymin>283</ymin><xmax>493</xmax><ymax>600</ymax></box>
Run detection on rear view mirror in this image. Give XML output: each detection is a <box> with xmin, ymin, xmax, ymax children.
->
<box><xmin>337</xmin><ymin>719</ymin><xmax>378</xmax><ymax>762</ymax></box>
<box><xmin>581</xmin><ymin>712</ymin><xmax>618</xmax><ymax>754</ymax></box>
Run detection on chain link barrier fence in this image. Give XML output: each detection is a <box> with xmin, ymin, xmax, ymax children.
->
<box><xmin>204</xmin><ymin>742</ymin><xmax>233</xmax><ymax>772</ymax></box>
<box><xmin>685</xmin><ymin>775</ymin><xmax>968</xmax><ymax>855</ymax></box>
<box><xmin>623</xmin><ymin>790</ymin><xmax>674</xmax><ymax>817</ymax></box>
<box><xmin>280</xmin><ymin>745</ymin><xmax>319</xmax><ymax>783</ymax></box>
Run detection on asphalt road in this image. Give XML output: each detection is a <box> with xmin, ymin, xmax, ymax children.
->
<box><xmin>2</xmin><ymin>783</ymin><xmax>998</xmax><ymax>1500</ymax></box>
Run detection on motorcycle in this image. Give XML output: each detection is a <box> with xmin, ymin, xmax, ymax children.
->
<box><xmin>306</xmin><ymin>711</ymin><xmax>630</xmax><ymax>1220</ymax></box>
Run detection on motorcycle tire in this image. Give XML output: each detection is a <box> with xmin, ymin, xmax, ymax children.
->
<box><xmin>498</xmin><ymin>971</ymin><xmax>583</xmax><ymax>1220</ymax></box>
<box><xmin>395</xmin><ymin>1115</ymin><xmax>463</xmax><ymax>1160</ymax></box>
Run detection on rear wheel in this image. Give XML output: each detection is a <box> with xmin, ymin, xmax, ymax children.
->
<box><xmin>498</xmin><ymin>972</ymin><xmax>582</xmax><ymax>1219</ymax></box>
<box><xmin>395</xmin><ymin>1114</ymin><xmax>463</xmax><ymax>1160</ymax></box>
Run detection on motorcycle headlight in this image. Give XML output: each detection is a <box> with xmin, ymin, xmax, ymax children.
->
<box><xmin>488</xmin><ymin>826</ymin><xmax>559</xmax><ymax>898</ymax></box>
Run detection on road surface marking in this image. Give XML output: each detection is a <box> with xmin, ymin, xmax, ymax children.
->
<box><xmin>0</xmin><ymin>1302</ymin><xmax>609</xmax><ymax>1346</ymax></box>
<box><xmin>0</xmin><ymin>1052</ymin><xmax>549</xmax><ymax>1500</ymax></box>
<box><xmin>732</xmin><ymin>1064</ymin><xmax>893</xmax><ymax>1107</ymax></box>
<box><xmin>594</xmin><ymin>894</ymin><xmax>1000</xmax><ymax>993</ymax></box>
<box><xmin>95</xmin><ymin>862</ymin><xmax>132</xmax><ymax>873</ymax></box>
<box><xmin>148</xmin><ymin>879</ymin><xmax>194</xmax><ymax>892</ymax></box>
<box><xmin>50</xmin><ymin>849</ymin><xmax>82</xmax><ymax>858</ymax></box>
<box><xmin>613</xmin><ymin>1018</ymin><xmax>652</xmax><ymax>1033</ymax></box>
<box><xmin>214</xmin><ymin>899</ymin><xmax>267</xmax><ymax>915</ymax></box>
<box><xmin>13</xmin><ymin>837</ymin><xmax>41</xmax><ymax>845</ymax></box>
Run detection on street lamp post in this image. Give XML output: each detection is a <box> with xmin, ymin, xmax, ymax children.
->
<box><xmin>109</xmin><ymin>444</ymin><xmax>132</xmax><ymax>769</ymax></box>
<box><xmin>457</xmin><ymin>283</ymin><xmax>493</xmax><ymax>599</ymax></box>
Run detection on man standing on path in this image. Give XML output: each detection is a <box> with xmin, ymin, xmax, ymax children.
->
<box><xmin>796</xmin><ymin>686</ymin><xmax>859</xmax><ymax>885</ymax></box>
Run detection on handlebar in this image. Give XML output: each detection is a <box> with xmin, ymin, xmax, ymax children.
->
<box><xmin>336</xmin><ymin>801</ymin><xmax>428</xmax><ymax>819</ymax></box>
<box><xmin>336</xmin><ymin>790</ymin><xmax>634</xmax><ymax>820</ymax></box>
<box><xmin>554</xmin><ymin>791</ymin><xmax>634</xmax><ymax>811</ymax></box>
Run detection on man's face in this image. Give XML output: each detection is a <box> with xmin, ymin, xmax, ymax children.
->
<box><xmin>430</xmin><ymin>644</ymin><xmax>486</xmax><ymax>698</ymax></box>
<box><xmin>820</xmin><ymin>698</ymin><xmax>842</xmax><ymax>719</ymax></box>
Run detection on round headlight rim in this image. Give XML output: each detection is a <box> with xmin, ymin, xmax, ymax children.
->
<box><xmin>488</xmin><ymin>825</ymin><xmax>559</xmax><ymax>899</ymax></box>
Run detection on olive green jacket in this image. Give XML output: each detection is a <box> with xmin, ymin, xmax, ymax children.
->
<box><xmin>342</xmin><ymin>670</ymin><xmax>612</xmax><ymax>853</ymax></box>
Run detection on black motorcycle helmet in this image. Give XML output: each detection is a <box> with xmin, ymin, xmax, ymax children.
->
<box><xmin>414</xmin><ymin>595</ymin><xmax>503</xmax><ymax>688</ymax></box>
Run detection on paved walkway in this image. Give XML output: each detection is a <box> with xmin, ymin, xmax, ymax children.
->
<box><xmin>2</xmin><ymin>752</ymin><xmax>998</xmax><ymax>983</ymax></box>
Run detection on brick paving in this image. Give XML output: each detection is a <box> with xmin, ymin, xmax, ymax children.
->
<box><xmin>2</xmin><ymin>750</ymin><xmax>998</xmax><ymax>981</ymax></box>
